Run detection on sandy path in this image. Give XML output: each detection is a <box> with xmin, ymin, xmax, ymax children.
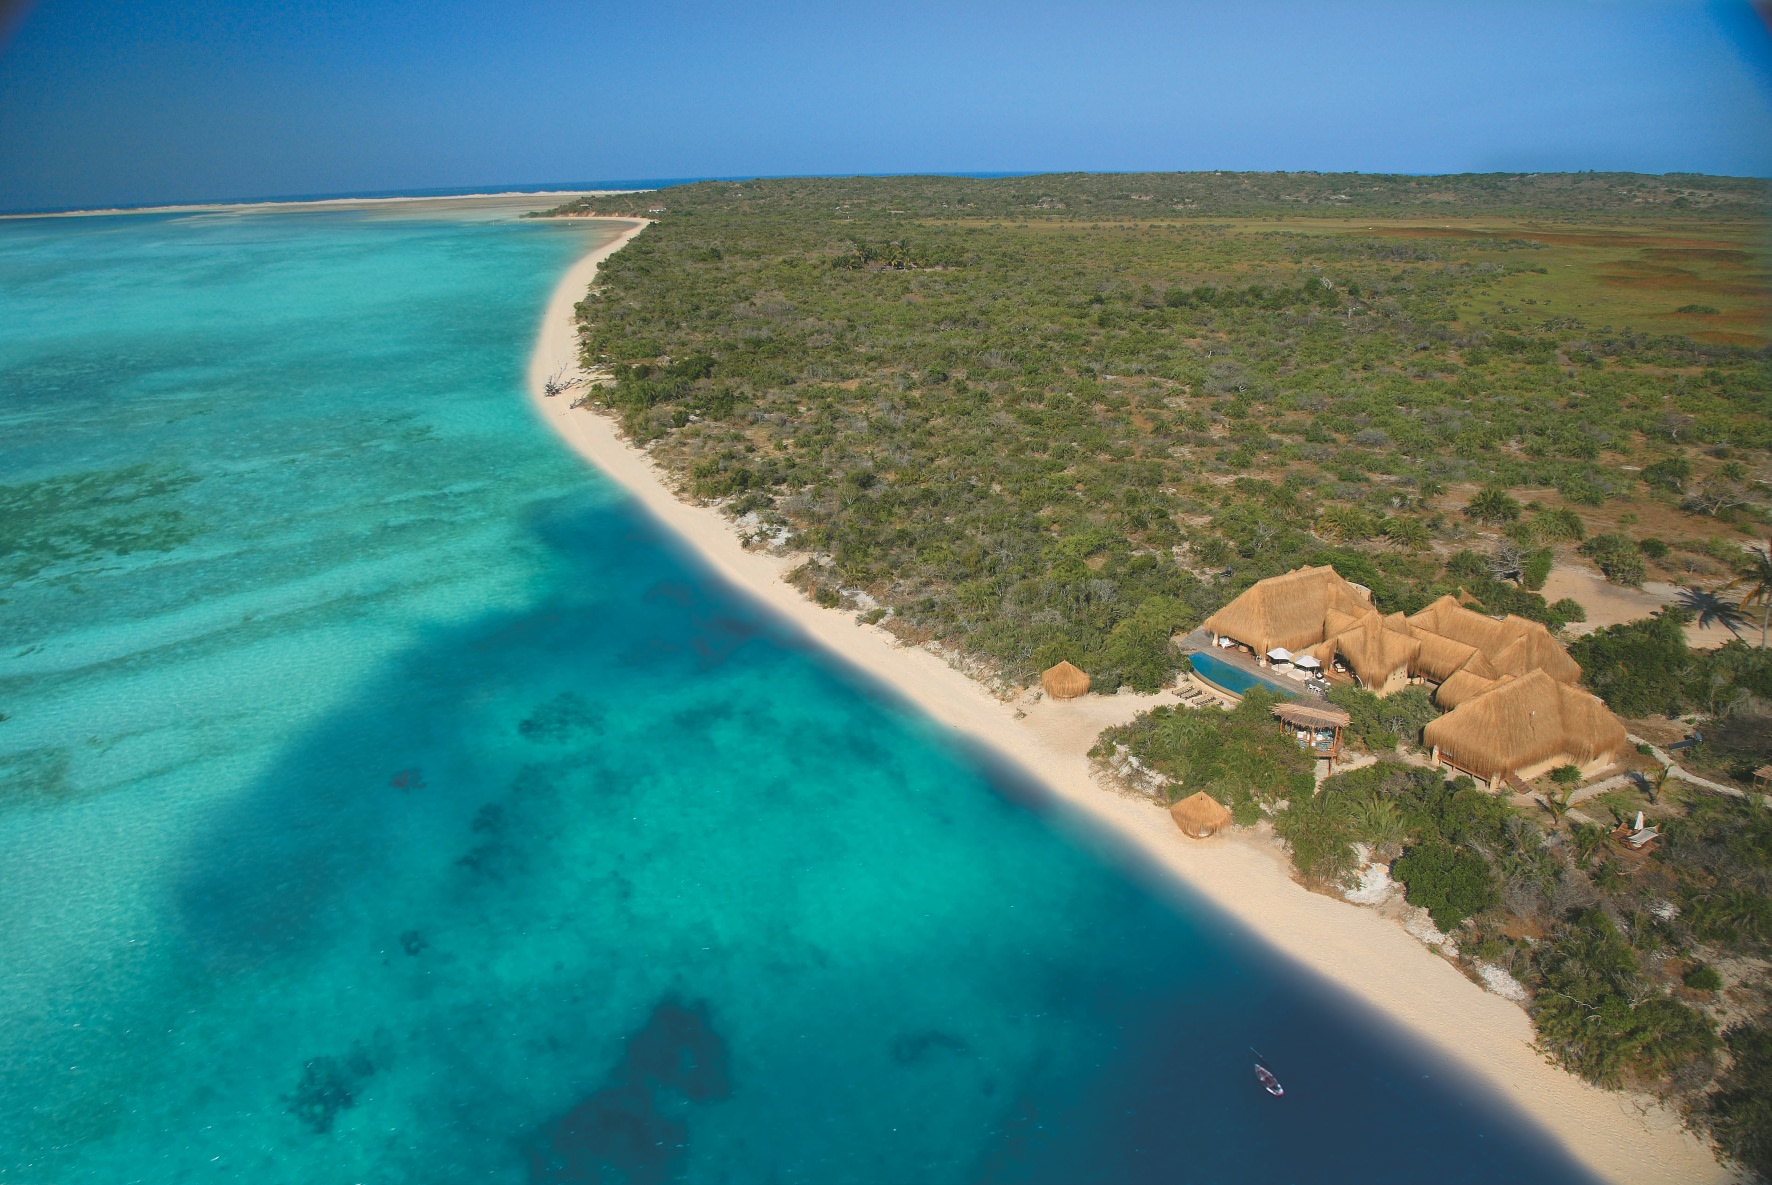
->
<box><xmin>526</xmin><ymin>223</ymin><xmax>1726</xmax><ymax>1185</ymax></box>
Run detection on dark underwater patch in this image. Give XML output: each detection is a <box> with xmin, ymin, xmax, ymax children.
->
<box><xmin>0</xmin><ymin>463</ymin><xmax>201</xmax><ymax>587</ymax></box>
<box><xmin>285</xmin><ymin>1047</ymin><xmax>375</xmax><ymax>1135</ymax></box>
<box><xmin>524</xmin><ymin>997</ymin><xmax>731</xmax><ymax>1185</ymax></box>
<box><xmin>470</xmin><ymin>610</ymin><xmax>566</xmax><ymax>654</ymax></box>
<box><xmin>891</xmin><ymin>1030</ymin><xmax>971</xmax><ymax>1066</ymax></box>
<box><xmin>0</xmin><ymin>745</ymin><xmax>74</xmax><ymax>809</ymax></box>
<box><xmin>519</xmin><ymin>693</ymin><xmax>605</xmax><ymax>744</ymax></box>
<box><xmin>642</xmin><ymin>581</ymin><xmax>696</xmax><ymax>608</ymax></box>
<box><xmin>689</xmin><ymin>616</ymin><xmax>761</xmax><ymax>669</ymax></box>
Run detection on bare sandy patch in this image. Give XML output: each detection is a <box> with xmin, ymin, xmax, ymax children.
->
<box><xmin>1544</xmin><ymin>564</ymin><xmax>1742</xmax><ymax>649</ymax></box>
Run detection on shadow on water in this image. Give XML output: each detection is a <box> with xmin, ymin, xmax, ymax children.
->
<box><xmin>168</xmin><ymin>494</ymin><xmax>794</xmax><ymax>971</ymax></box>
<box><xmin>159</xmin><ymin>492</ymin><xmax>1598</xmax><ymax>1184</ymax></box>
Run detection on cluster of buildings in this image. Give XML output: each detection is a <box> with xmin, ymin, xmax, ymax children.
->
<box><xmin>1201</xmin><ymin>565</ymin><xmax>1626</xmax><ymax>788</ymax></box>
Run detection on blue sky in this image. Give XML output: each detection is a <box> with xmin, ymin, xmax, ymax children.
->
<box><xmin>2</xmin><ymin>0</ymin><xmax>1770</xmax><ymax>211</ymax></box>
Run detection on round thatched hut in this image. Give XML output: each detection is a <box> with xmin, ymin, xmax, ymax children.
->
<box><xmin>1170</xmin><ymin>791</ymin><xmax>1232</xmax><ymax>839</ymax></box>
<box><xmin>1041</xmin><ymin>660</ymin><xmax>1091</xmax><ymax>700</ymax></box>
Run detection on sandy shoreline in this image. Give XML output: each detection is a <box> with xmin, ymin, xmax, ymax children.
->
<box><xmin>525</xmin><ymin>222</ymin><xmax>1726</xmax><ymax>1185</ymax></box>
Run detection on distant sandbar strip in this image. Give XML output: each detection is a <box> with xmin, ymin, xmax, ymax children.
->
<box><xmin>0</xmin><ymin>189</ymin><xmax>649</xmax><ymax>220</ymax></box>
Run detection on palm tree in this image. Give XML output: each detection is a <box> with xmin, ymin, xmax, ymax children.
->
<box><xmin>1352</xmin><ymin>797</ymin><xmax>1407</xmax><ymax>860</ymax></box>
<box><xmin>1676</xmin><ymin>586</ymin><xmax>1745</xmax><ymax>638</ymax></box>
<box><xmin>1636</xmin><ymin>763</ymin><xmax>1674</xmax><ymax>806</ymax></box>
<box><xmin>1464</xmin><ymin>486</ymin><xmax>1522</xmax><ymax>526</ymax></box>
<box><xmin>1731</xmin><ymin>537</ymin><xmax>1772</xmax><ymax>647</ymax></box>
<box><xmin>1571</xmin><ymin>822</ymin><xmax>1607</xmax><ymax>869</ymax></box>
<box><xmin>1540</xmin><ymin>786</ymin><xmax>1575</xmax><ymax>825</ymax></box>
<box><xmin>1383</xmin><ymin>516</ymin><xmax>1430</xmax><ymax>551</ymax></box>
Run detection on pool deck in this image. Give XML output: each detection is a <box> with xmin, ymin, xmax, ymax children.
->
<box><xmin>1178</xmin><ymin>629</ymin><xmax>1332</xmax><ymax>701</ymax></box>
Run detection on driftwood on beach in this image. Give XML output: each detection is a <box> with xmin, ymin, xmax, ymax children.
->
<box><xmin>542</xmin><ymin>368</ymin><xmax>583</xmax><ymax>399</ymax></box>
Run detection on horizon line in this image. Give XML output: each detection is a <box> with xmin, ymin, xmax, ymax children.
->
<box><xmin>6</xmin><ymin>167</ymin><xmax>1768</xmax><ymax>219</ymax></box>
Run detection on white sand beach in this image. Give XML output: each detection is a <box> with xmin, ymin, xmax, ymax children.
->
<box><xmin>526</xmin><ymin>222</ymin><xmax>1727</xmax><ymax>1185</ymax></box>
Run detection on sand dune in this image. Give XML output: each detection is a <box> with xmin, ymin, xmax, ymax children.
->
<box><xmin>526</xmin><ymin>223</ymin><xmax>1726</xmax><ymax>1185</ymax></box>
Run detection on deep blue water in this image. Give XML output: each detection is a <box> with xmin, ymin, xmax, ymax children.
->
<box><xmin>0</xmin><ymin>203</ymin><xmax>1595</xmax><ymax>1183</ymax></box>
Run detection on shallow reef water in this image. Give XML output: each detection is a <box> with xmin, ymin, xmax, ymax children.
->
<box><xmin>0</xmin><ymin>206</ymin><xmax>1597</xmax><ymax>1183</ymax></box>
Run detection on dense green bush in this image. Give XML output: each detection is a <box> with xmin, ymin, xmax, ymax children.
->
<box><xmin>1529</xmin><ymin>507</ymin><xmax>1587</xmax><ymax>543</ymax></box>
<box><xmin>1550</xmin><ymin>597</ymin><xmax>1586</xmax><ymax>622</ymax></box>
<box><xmin>1326</xmin><ymin>685</ymin><xmax>1438</xmax><ymax>750</ymax></box>
<box><xmin>1521</xmin><ymin>548</ymin><xmax>1554</xmax><ymax>591</ymax></box>
<box><xmin>1640</xmin><ymin>456</ymin><xmax>1692</xmax><ymax>493</ymax></box>
<box><xmin>1705</xmin><ymin>1024</ymin><xmax>1772</xmax><ymax>1181</ymax></box>
<box><xmin>1570</xmin><ymin>614</ymin><xmax>1772</xmax><ymax>728</ymax></box>
<box><xmin>1580</xmin><ymin>533</ymin><xmax>1646</xmax><ymax>587</ymax></box>
<box><xmin>1393</xmin><ymin>841</ymin><xmax>1499</xmax><ymax>930</ymax></box>
<box><xmin>1569</xmin><ymin>611</ymin><xmax>1694</xmax><ymax>717</ymax></box>
<box><xmin>1683</xmin><ymin>963</ymin><xmax>1723</xmax><ymax>992</ymax></box>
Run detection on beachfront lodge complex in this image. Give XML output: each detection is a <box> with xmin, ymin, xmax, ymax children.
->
<box><xmin>1201</xmin><ymin>565</ymin><xmax>1626</xmax><ymax>789</ymax></box>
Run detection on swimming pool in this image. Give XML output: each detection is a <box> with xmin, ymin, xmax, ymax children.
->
<box><xmin>1187</xmin><ymin>650</ymin><xmax>1299</xmax><ymax>698</ymax></box>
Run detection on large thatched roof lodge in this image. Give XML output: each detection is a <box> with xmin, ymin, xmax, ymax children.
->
<box><xmin>1202</xmin><ymin>565</ymin><xmax>1626</xmax><ymax>788</ymax></box>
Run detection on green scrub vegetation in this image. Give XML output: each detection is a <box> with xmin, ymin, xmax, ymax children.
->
<box><xmin>548</xmin><ymin>172</ymin><xmax>1768</xmax><ymax>690</ymax></box>
<box><xmin>1089</xmin><ymin>688</ymin><xmax>1312</xmax><ymax>825</ymax></box>
<box><xmin>1569</xmin><ymin>611</ymin><xmax>1772</xmax><ymax>781</ymax></box>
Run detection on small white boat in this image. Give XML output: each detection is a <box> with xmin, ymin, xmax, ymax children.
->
<box><xmin>1254</xmin><ymin>1062</ymin><xmax>1284</xmax><ymax>1097</ymax></box>
<box><xmin>1252</xmin><ymin>1047</ymin><xmax>1284</xmax><ymax>1097</ymax></box>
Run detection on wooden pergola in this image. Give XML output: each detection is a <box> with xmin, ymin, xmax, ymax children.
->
<box><xmin>1273</xmin><ymin>702</ymin><xmax>1352</xmax><ymax>766</ymax></box>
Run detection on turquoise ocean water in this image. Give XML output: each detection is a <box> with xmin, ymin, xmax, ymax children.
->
<box><xmin>0</xmin><ymin>205</ymin><xmax>1593</xmax><ymax>1183</ymax></box>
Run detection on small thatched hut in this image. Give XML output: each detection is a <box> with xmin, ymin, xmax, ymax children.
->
<box><xmin>1041</xmin><ymin>660</ymin><xmax>1091</xmax><ymax>700</ymax></box>
<box><xmin>1171</xmin><ymin>791</ymin><xmax>1233</xmax><ymax>838</ymax></box>
<box><xmin>1273</xmin><ymin>702</ymin><xmax>1352</xmax><ymax>761</ymax></box>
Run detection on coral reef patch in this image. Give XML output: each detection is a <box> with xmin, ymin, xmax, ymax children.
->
<box><xmin>524</xmin><ymin>997</ymin><xmax>731</xmax><ymax>1184</ymax></box>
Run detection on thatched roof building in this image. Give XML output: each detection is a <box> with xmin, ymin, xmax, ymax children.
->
<box><xmin>1041</xmin><ymin>660</ymin><xmax>1091</xmax><ymax>700</ymax></box>
<box><xmin>1198</xmin><ymin>564</ymin><xmax>1624</xmax><ymax>785</ymax></box>
<box><xmin>1433</xmin><ymin>667</ymin><xmax>1498</xmax><ymax>710</ymax></box>
<box><xmin>1202</xmin><ymin>565</ymin><xmax>1372</xmax><ymax>656</ymax></box>
<box><xmin>1408</xmin><ymin>629</ymin><xmax>1495</xmax><ymax>685</ymax></box>
<box><xmin>1321</xmin><ymin>609</ymin><xmax>1420</xmax><ymax>694</ymax></box>
<box><xmin>1408</xmin><ymin>595</ymin><xmax>1581</xmax><ymax>686</ymax></box>
<box><xmin>1171</xmin><ymin>791</ymin><xmax>1233</xmax><ymax>838</ymax></box>
<box><xmin>1424</xmin><ymin>670</ymin><xmax>1627</xmax><ymax>786</ymax></box>
<box><xmin>1204</xmin><ymin>570</ymin><xmax>1584</xmax><ymax>701</ymax></box>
